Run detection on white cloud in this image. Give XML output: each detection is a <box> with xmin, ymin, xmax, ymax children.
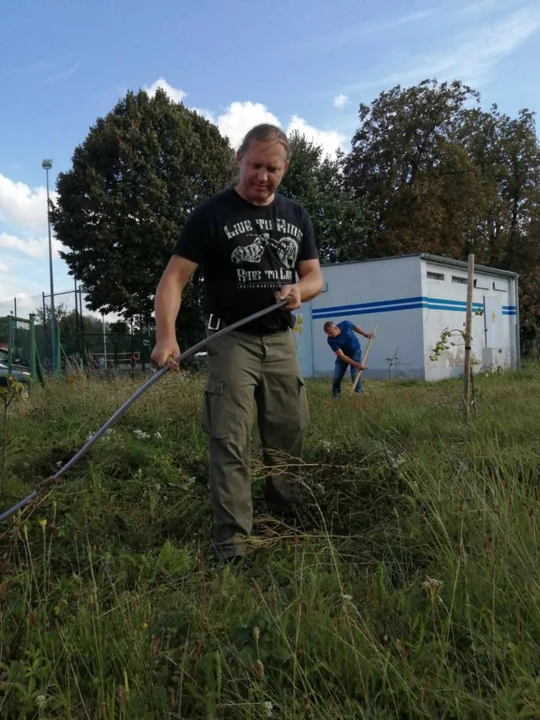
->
<box><xmin>213</xmin><ymin>101</ymin><xmax>346</xmax><ymax>158</ymax></box>
<box><xmin>344</xmin><ymin>6</ymin><xmax>540</xmax><ymax>92</ymax></box>
<box><xmin>0</xmin><ymin>261</ymin><xmax>8</xmax><ymax>272</ymax></box>
<box><xmin>333</xmin><ymin>93</ymin><xmax>349</xmax><ymax>108</ymax></box>
<box><xmin>0</xmin><ymin>278</ymin><xmax>43</xmax><ymax>309</ymax></box>
<box><xmin>287</xmin><ymin>116</ymin><xmax>346</xmax><ymax>158</ymax></box>
<box><xmin>0</xmin><ymin>233</ymin><xmax>62</xmax><ymax>260</ymax></box>
<box><xmin>320</xmin><ymin>10</ymin><xmax>434</xmax><ymax>47</ymax></box>
<box><xmin>0</xmin><ymin>173</ymin><xmax>53</xmax><ymax>234</ymax></box>
<box><xmin>142</xmin><ymin>79</ymin><xmax>347</xmax><ymax>158</ymax></box>
<box><xmin>143</xmin><ymin>77</ymin><xmax>187</xmax><ymax>104</ymax></box>
<box><xmin>39</xmin><ymin>60</ymin><xmax>80</xmax><ymax>86</ymax></box>
<box><xmin>215</xmin><ymin>101</ymin><xmax>281</xmax><ymax>149</ymax></box>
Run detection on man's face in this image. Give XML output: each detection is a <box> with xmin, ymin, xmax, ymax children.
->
<box><xmin>236</xmin><ymin>140</ymin><xmax>289</xmax><ymax>205</ymax></box>
<box><xmin>325</xmin><ymin>324</ymin><xmax>340</xmax><ymax>338</ymax></box>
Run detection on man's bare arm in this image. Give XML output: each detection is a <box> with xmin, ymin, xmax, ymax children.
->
<box><xmin>336</xmin><ymin>349</ymin><xmax>366</xmax><ymax>370</ymax></box>
<box><xmin>151</xmin><ymin>255</ymin><xmax>199</xmax><ymax>367</ymax></box>
<box><xmin>353</xmin><ymin>324</ymin><xmax>374</xmax><ymax>339</ymax></box>
<box><xmin>277</xmin><ymin>259</ymin><xmax>324</xmax><ymax>310</ymax></box>
<box><xmin>297</xmin><ymin>258</ymin><xmax>324</xmax><ymax>301</ymax></box>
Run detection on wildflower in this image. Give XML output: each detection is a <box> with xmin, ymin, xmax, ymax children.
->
<box><xmin>35</xmin><ymin>695</ymin><xmax>46</xmax><ymax>708</ymax></box>
<box><xmin>422</xmin><ymin>577</ymin><xmax>443</xmax><ymax>590</ymax></box>
<box><xmin>253</xmin><ymin>626</ymin><xmax>260</xmax><ymax>642</ymax></box>
<box><xmin>320</xmin><ymin>439</ymin><xmax>331</xmax><ymax>452</ymax></box>
<box><xmin>263</xmin><ymin>700</ymin><xmax>273</xmax><ymax>717</ymax></box>
<box><xmin>133</xmin><ymin>429</ymin><xmax>150</xmax><ymax>440</ymax></box>
<box><xmin>389</xmin><ymin>455</ymin><xmax>406</xmax><ymax>469</ymax></box>
<box><xmin>142</xmin><ymin>621</ymin><xmax>149</xmax><ymax>630</ymax></box>
<box><xmin>39</xmin><ymin>518</ymin><xmax>47</xmax><ymax>529</ymax></box>
<box><xmin>342</xmin><ymin>594</ymin><xmax>352</xmax><ymax>602</ymax></box>
<box><xmin>154</xmin><ymin>483</ymin><xmax>161</xmax><ymax>491</ymax></box>
<box><xmin>255</xmin><ymin>660</ymin><xmax>265</xmax><ymax>679</ymax></box>
<box><xmin>154</xmin><ymin>431</ymin><xmax>163</xmax><ymax>439</ymax></box>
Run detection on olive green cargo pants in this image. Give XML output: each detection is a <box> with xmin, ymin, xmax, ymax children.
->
<box><xmin>201</xmin><ymin>327</ymin><xmax>309</xmax><ymax>560</ymax></box>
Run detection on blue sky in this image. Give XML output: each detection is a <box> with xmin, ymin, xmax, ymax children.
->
<box><xmin>1</xmin><ymin>0</ymin><xmax>539</xmax><ymax>318</ymax></box>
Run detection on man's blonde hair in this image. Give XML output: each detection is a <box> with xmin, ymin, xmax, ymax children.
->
<box><xmin>226</xmin><ymin>123</ymin><xmax>290</xmax><ymax>185</ymax></box>
<box><xmin>238</xmin><ymin>123</ymin><xmax>291</xmax><ymax>161</ymax></box>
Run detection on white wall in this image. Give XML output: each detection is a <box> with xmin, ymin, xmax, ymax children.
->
<box><xmin>421</xmin><ymin>259</ymin><xmax>518</xmax><ymax>381</ymax></box>
<box><xmin>292</xmin><ymin>304</ymin><xmax>314</xmax><ymax>378</ymax></box>
<box><xmin>305</xmin><ymin>256</ymin><xmax>426</xmax><ymax>380</ymax></box>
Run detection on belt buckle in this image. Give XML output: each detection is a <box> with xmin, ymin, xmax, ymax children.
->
<box><xmin>207</xmin><ymin>313</ymin><xmax>221</xmax><ymax>331</ymax></box>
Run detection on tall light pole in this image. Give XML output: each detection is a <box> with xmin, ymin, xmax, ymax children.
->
<box><xmin>42</xmin><ymin>159</ymin><xmax>56</xmax><ymax>375</ymax></box>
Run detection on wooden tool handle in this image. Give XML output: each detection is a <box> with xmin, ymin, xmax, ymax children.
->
<box><xmin>351</xmin><ymin>324</ymin><xmax>378</xmax><ymax>393</ymax></box>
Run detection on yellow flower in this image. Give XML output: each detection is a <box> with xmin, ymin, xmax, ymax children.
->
<box><xmin>39</xmin><ymin>518</ymin><xmax>47</xmax><ymax>529</ymax></box>
<box><xmin>141</xmin><ymin>621</ymin><xmax>148</xmax><ymax>630</ymax></box>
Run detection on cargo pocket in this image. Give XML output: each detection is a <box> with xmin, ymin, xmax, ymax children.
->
<box><xmin>201</xmin><ymin>378</ymin><xmax>229</xmax><ymax>439</ymax></box>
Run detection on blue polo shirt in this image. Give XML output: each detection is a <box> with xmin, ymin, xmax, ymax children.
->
<box><xmin>327</xmin><ymin>320</ymin><xmax>360</xmax><ymax>356</ymax></box>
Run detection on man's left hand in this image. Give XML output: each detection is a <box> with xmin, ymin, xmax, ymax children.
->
<box><xmin>276</xmin><ymin>283</ymin><xmax>302</xmax><ymax>310</ymax></box>
<box><xmin>365</xmin><ymin>332</ymin><xmax>375</xmax><ymax>339</ymax></box>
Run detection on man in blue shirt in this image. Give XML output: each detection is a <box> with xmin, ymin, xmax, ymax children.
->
<box><xmin>324</xmin><ymin>320</ymin><xmax>374</xmax><ymax>396</ymax></box>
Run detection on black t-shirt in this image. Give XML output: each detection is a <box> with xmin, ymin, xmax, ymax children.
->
<box><xmin>172</xmin><ymin>187</ymin><xmax>319</xmax><ymax>334</ymax></box>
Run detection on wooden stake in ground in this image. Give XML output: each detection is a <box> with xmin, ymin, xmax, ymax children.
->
<box><xmin>351</xmin><ymin>324</ymin><xmax>378</xmax><ymax>393</ymax></box>
<box><xmin>463</xmin><ymin>254</ymin><xmax>474</xmax><ymax>420</ymax></box>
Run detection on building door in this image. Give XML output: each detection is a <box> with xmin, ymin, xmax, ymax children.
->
<box><xmin>483</xmin><ymin>295</ymin><xmax>503</xmax><ymax>348</ymax></box>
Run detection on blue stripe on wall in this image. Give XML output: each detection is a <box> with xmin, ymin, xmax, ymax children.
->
<box><xmin>312</xmin><ymin>296</ymin><xmax>517</xmax><ymax>319</ymax></box>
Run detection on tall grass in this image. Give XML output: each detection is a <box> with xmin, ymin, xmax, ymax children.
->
<box><xmin>1</xmin><ymin>365</ymin><xmax>540</xmax><ymax>718</ymax></box>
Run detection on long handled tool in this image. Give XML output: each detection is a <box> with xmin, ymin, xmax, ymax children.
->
<box><xmin>351</xmin><ymin>323</ymin><xmax>378</xmax><ymax>393</ymax></box>
<box><xmin>0</xmin><ymin>300</ymin><xmax>288</xmax><ymax>524</ymax></box>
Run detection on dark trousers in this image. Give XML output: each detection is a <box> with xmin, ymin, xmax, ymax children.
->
<box><xmin>332</xmin><ymin>348</ymin><xmax>362</xmax><ymax>396</ymax></box>
<box><xmin>201</xmin><ymin>328</ymin><xmax>309</xmax><ymax>559</ymax></box>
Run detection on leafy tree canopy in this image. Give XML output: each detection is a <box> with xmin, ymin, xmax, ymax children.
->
<box><xmin>50</xmin><ymin>88</ymin><xmax>232</xmax><ymax>326</ymax></box>
<box><xmin>279</xmin><ymin>131</ymin><xmax>372</xmax><ymax>263</ymax></box>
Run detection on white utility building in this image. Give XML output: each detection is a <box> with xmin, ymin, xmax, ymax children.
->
<box><xmin>293</xmin><ymin>253</ymin><xmax>520</xmax><ymax>382</ymax></box>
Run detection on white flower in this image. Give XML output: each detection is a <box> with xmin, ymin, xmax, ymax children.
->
<box><xmin>389</xmin><ymin>454</ymin><xmax>406</xmax><ymax>469</ymax></box>
<box><xmin>154</xmin><ymin>483</ymin><xmax>161</xmax><ymax>491</ymax></box>
<box><xmin>320</xmin><ymin>440</ymin><xmax>331</xmax><ymax>452</ymax></box>
<box><xmin>133</xmin><ymin>429</ymin><xmax>150</xmax><ymax>440</ymax></box>
<box><xmin>263</xmin><ymin>700</ymin><xmax>273</xmax><ymax>717</ymax></box>
<box><xmin>422</xmin><ymin>577</ymin><xmax>443</xmax><ymax>589</ymax></box>
<box><xmin>342</xmin><ymin>594</ymin><xmax>352</xmax><ymax>602</ymax></box>
<box><xmin>35</xmin><ymin>695</ymin><xmax>46</xmax><ymax>708</ymax></box>
<box><xmin>154</xmin><ymin>431</ymin><xmax>163</xmax><ymax>439</ymax></box>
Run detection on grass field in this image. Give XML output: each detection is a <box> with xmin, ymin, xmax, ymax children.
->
<box><xmin>1</xmin><ymin>364</ymin><xmax>540</xmax><ymax>719</ymax></box>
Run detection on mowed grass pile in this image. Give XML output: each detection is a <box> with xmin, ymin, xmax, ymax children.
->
<box><xmin>1</xmin><ymin>364</ymin><xmax>540</xmax><ymax>719</ymax></box>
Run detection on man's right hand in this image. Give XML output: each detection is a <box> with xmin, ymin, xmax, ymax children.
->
<box><xmin>151</xmin><ymin>339</ymin><xmax>181</xmax><ymax>371</ymax></box>
<box><xmin>356</xmin><ymin>362</ymin><xmax>367</xmax><ymax>371</ymax></box>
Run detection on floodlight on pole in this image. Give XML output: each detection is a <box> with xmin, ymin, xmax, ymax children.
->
<box><xmin>42</xmin><ymin>158</ymin><xmax>56</xmax><ymax>376</ymax></box>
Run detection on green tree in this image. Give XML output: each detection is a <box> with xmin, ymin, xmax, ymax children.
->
<box><xmin>35</xmin><ymin>303</ymin><xmax>103</xmax><ymax>334</ymax></box>
<box><xmin>279</xmin><ymin>132</ymin><xmax>372</xmax><ymax>263</ymax></box>
<box><xmin>49</xmin><ymin>88</ymin><xmax>232</xmax><ymax>332</ymax></box>
<box><xmin>342</xmin><ymin>78</ymin><xmax>493</xmax><ymax>259</ymax></box>
<box><xmin>0</xmin><ymin>317</ymin><xmax>9</xmax><ymax>345</ymax></box>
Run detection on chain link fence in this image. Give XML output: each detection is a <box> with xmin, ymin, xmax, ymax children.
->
<box><xmin>0</xmin><ymin>285</ymin><xmax>203</xmax><ymax>380</ymax></box>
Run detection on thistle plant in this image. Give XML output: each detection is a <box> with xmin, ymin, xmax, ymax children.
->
<box><xmin>1</xmin><ymin>375</ymin><xmax>28</xmax><ymax>484</ymax></box>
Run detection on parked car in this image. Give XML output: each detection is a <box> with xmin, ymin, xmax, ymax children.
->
<box><xmin>0</xmin><ymin>349</ymin><xmax>32</xmax><ymax>397</ymax></box>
